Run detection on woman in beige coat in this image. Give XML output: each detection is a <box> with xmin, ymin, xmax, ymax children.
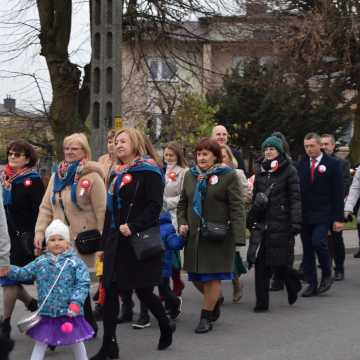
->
<box><xmin>34</xmin><ymin>133</ymin><xmax>107</xmax><ymax>335</ymax></box>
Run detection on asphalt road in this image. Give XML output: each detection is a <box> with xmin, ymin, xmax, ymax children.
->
<box><xmin>3</xmin><ymin>231</ymin><xmax>360</xmax><ymax>360</ymax></box>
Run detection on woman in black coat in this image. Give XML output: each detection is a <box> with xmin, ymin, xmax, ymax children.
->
<box><xmin>247</xmin><ymin>135</ymin><xmax>302</xmax><ymax>312</ymax></box>
<box><xmin>0</xmin><ymin>141</ymin><xmax>44</xmax><ymax>339</ymax></box>
<box><xmin>91</xmin><ymin>128</ymin><xmax>174</xmax><ymax>360</ymax></box>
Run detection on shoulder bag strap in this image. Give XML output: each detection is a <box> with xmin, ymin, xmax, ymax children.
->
<box><xmin>37</xmin><ymin>258</ymin><xmax>70</xmax><ymax>313</ymax></box>
<box><xmin>58</xmin><ymin>192</ymin><xmax>71</xmax><ymax>226</ymax></box>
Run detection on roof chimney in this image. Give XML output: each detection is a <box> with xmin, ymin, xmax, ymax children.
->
<box><xmin>4</xmin><ymin>96</ymin><xmax>16</xmax><ymax>113</ymax></box>
<box><xmin>246</xmin><ymin>0</ymin><xmax>268</xmax><ymax>16</ymax></box>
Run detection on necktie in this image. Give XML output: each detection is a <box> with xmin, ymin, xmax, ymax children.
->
<box><xmin>310</xmin><ymin>158</ymin><xmax>316</xmax><ymax>183</ymax></box>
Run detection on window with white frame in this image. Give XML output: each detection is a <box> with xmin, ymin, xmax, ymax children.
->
<box><xmin>148</xmin><ymin>58</ymin><xmax>178</xmax><ymax>82</ymax></box>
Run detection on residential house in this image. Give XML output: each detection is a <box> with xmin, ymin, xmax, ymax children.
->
<box><xmin>0</xmin><ymin>96</ymin><xmax>52</xmax><ymax>162</ymax></box>
<box><xmin>120</xmin><ymin>6</ymin><xmax>287</xmax><ymax>139</ymax></box>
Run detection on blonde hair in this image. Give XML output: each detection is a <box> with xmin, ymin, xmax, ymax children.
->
<box><xmin>114</xmin><ymin>128</ymin><xmax>147</xmax><ymax>158</ymax></box>
<box><xmin>63</xmin><ymin>133</ymin><xmax>92</xmax><ymax>160</ymax></box>
<box><xmin>221</xmin><ymin>144</ymin><xmax>238</xmax><ymax>168</ymax></box>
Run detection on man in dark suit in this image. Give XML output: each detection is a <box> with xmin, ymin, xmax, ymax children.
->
<box><xmin>297</xmin><ymin>133</ymin><xmax>344</xmax><ymax>297</ymax></box>
<box><xmin>320</xmin><ymin>134</ymin><xmax>351</xmax><ymax>281</ymax></box>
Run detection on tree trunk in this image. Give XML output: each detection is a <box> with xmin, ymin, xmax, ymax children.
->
<box><xmin>36</xmin><ymin>0</ymin><xmax>86</xmax><ymax>159</ymax></box>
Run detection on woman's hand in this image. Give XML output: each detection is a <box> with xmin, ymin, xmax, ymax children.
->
<box><xmin>33</xmin><ymin>235</ymin><xmax>43</xmax><ymax>253</ymax></box>
<box><xmin>119</xmin><ymin>224</ymin><xmax>132</xmax><ymax>237</ymax></box>
<box><xmin>0</xmin><ymin>266</ymin><xmax>10</xmax><ymax>277</ymax></box>
<box><xmin>179</xmin><ymin>224</ymin><xmax>189</xmax><ymax>237</ymax></box>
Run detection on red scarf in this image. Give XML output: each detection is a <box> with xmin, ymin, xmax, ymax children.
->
<box><xmin>1</xmin><ymin>165</ymin><xmax>31</xmax><ymax>188</ymax></box>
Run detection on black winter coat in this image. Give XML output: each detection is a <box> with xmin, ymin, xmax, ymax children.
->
<box><xmin>250</xmin><ymin>156</ymin><xmax>301</xmax><ymax>267</ymax></box>
<box><xmin>101</xmin><ymin>171</ymin><xmax>164</xmax><ymax>290</ymax></box>
<box><xmin>5</xmin><ymin>176</ymin><xmax>45</xmax><ymax>266</ymax></box>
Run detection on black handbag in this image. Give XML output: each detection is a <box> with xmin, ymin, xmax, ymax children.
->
<box><xmin>199</xmin><ymin>186</ymin><xmax>229</xmax><ymax>242</ymax></box>
<box><xmin>200</xmin><ymin>221</ymin><xmax>229</xmax><ymax>242</ymax></box>
<box><xmin>58</xmin><ymin>193</ymin><xmax>100</xmax><ymax>254</ymax></box>
<box><xmin>247</xmin><ymin>222</ymin><xmax>266</xmax><ymax>267</ymax></box>
<box><xmin>131</xmin><ymin>226</ymin><xmax>164</xmax><ymax>261</ymax></box>
<box><xmin>75</xmin><ymin>229</ymin><xmax>101</xmax><ymax>255</ymax></box>
<box><xmin>126</xmin><ymin>181</ymin><xmax>165</xmax><ymax>261</ymax></box>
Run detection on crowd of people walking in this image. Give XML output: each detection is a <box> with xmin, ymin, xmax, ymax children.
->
<box><xmin>0</xmin><ymin>124</ymin><xmax>354</xmax><ymax>359</ymax></box>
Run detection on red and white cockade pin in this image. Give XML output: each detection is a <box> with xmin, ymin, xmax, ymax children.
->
<box><xmin>168</xmin><ymin>171</ymin><xmax>177</xmax><ymax>182</ymax></box>
<box><xmin>79</xmin><ymin>179</ymin><xmax>91</xmax><ymax>196</ymax></box>
<box><xmin>209</xmin><ymin>175</ymin><xmax>219</xmax><ymax>185</ymax></box>
<box><xmin>120</xmin><ymin>173</ymin><xmax>133</xmax><ymax>188</ymax></box>
<box><xmin>271</xmin><ymin>160</ymin><xmax>279</xmax><ymax>172</ymax></box>
<box><xmin>24</xmin><ymin>178</ymin><xmax>32</xmax><ymax>187</ymax></box>
<box><xmin>318</xmin><ymin>165</ymin><xmax>327</xmax><ymax>174</ymax></box>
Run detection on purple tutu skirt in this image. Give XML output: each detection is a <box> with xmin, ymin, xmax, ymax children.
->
<box><xmin>27</xmin><ymin>316</ymin><xmax>94</xmax><ymax>346</ymax></box>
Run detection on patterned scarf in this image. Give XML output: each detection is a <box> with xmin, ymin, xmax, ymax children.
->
<box><xmin>52</xmin><ymin>160</ymin><xmax>85</xmax><ymax>206</ymax></box>
<box><xmin>190</xmin><ymin>164</ymin><xmax>233</xmax><ymax>218</ymax></box>
<box><xmin>0</xmin><ymin>165</ymin><xmax>41</xmax><ymax>206</ymax></box>
<box><xmin>107</xmin><ymin>157</ymin><xmax>164</xmax><ymax>228</ymax></box>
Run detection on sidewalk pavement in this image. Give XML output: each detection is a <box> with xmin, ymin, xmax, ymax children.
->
<box><xmin>1</xmin><ymin>230</ymin><xmax>360</xmax><ymax>360</ymax></box>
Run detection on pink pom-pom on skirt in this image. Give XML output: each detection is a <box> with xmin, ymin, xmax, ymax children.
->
<box><xmin>27</xmin><ymin>316</ymin><xmax>94</xmax><ymax>346</ymax></box>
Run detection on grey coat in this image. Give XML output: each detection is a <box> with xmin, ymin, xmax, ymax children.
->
<box><xmin>345</xmin><ymin>166</ymin><xmax>360</xmax><ymax>223</ymax></box>
<box><xmin>0</xmin><ymin>185</ymin><xmax>10</xmax><ymax>267</ymax></box>
<box><xmin>177</xmin><ymin>169</ymin><xmax>245</xmax><ymax>274</ymax></box>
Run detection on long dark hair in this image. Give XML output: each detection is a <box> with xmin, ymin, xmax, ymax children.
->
<box><xmin>164</xmin><ymin>142</ymin><xmax>187</xmax><ymax>168</ymax></box>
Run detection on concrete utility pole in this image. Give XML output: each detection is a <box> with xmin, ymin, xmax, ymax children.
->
<box><xmin>90</xmin><ymin>0</ymin><xmax>123</xmax><ymax>159</ymax></box>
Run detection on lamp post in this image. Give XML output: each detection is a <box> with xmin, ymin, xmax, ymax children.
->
<box><xmin>90</xmin><ymin>0</ymin><xmax>123</xmax><ymax>159</ymax></box>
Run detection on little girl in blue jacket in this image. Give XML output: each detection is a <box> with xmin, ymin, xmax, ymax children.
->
<box><xmin>135</xmin><ymin>212</ymin><xmax>185</xmax><ymax>329</ymax></box>
<box><xmin>0</xmin><ymin>219</ymin><xmax>93</xmax><ymax>360</ymax></box>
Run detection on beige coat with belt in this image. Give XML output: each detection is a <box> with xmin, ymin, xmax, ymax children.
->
<box><xmin>35</xmin><ymin>161</ymin><xmax>107</xmax><ymax>267</ymax></box>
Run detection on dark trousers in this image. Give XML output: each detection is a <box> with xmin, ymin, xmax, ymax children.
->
<box><xmin>142</xmin><ymin>277</ymin><xmax>180</xmax><ymax>315</ymax></box>
<box><xmin>119</xmin><ymin>289</ymin><xmax>134</xmax><ymax>313</ymax></box>
<box><xmin>255</xmin><ymin>244</ymin><xmax>298</xmax><ymax>308</ymax></box>
<box><xmin>103</xmin><ymin>284</ymin><xmax>169</xmax><ymax>339</ymax></box>
<box><xmin>84</xmin><ymin>294</ymin><xmax>97</xmax><ymax>331</ymax></box>
<box><xmin>328</xmin><ymin>230</ymin><xmax>345</xmax><ymax>272</ymax></box>
<box><xmin>301</xmin><ymin>223</ymin><xmax>332</xmax><ymax>287</ymax></box>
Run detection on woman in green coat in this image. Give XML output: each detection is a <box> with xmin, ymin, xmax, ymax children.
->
<box><xmin>177</xmin><ymin>138</ymin><xmax>245</xmax><ymax>334</ymax></box>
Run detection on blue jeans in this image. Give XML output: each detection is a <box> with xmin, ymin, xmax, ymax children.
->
<box><xmin>301</xmin><ymin>223</ymin><xmax>332</xmax><ymax>287</ymax></box>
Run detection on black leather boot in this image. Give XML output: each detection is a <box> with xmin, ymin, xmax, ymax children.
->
<box><xmin>0</xmin><ymin>318</ymin><xmax>11</xmax><ymax>339</ymax></box>
<box><xmin>158</xmin><ymin>318</ymin><xmax>176</xmax><ymax>350</ymax></box>
<box><xmin>90</xmin><ymin>336</ymin><xmax>119</xmax><ymax>360</ymax></box>
<box><xmin>194</xmin><ymin>310</ymin><xmax>213</xmax><ymax>334</ymax></box>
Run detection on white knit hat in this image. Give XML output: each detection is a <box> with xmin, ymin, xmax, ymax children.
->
<box><xmin>45</xmin><ymin>219</ymin><xmax>70</xmax><ymax>243</ymax></box>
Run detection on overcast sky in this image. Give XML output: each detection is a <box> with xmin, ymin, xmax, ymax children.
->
<box><xmin>0</xmin><ymin>1</ymin><xmax>91</xmax><ymax>112</ymax></box>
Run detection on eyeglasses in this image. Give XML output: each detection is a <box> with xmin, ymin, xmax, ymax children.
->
<box><xmin>64</xmin><ymin>147</ymin><xmax>83</xmax><ymax>152</ymax></box>
<box><xmin>8</xmin><ymin>151</ymin><xmax>25</xmax><ymax>158</ymax></box>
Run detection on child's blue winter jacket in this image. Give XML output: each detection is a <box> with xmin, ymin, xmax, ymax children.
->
<box><xmin>6</xmin><ymin>250</ymin><xmax>90</xmax><ymax>317</ymax></box>
<box><xmin>160</xmin><ymin>212</ymin><xmax>185</xmax><ymax>278</ymax></box>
